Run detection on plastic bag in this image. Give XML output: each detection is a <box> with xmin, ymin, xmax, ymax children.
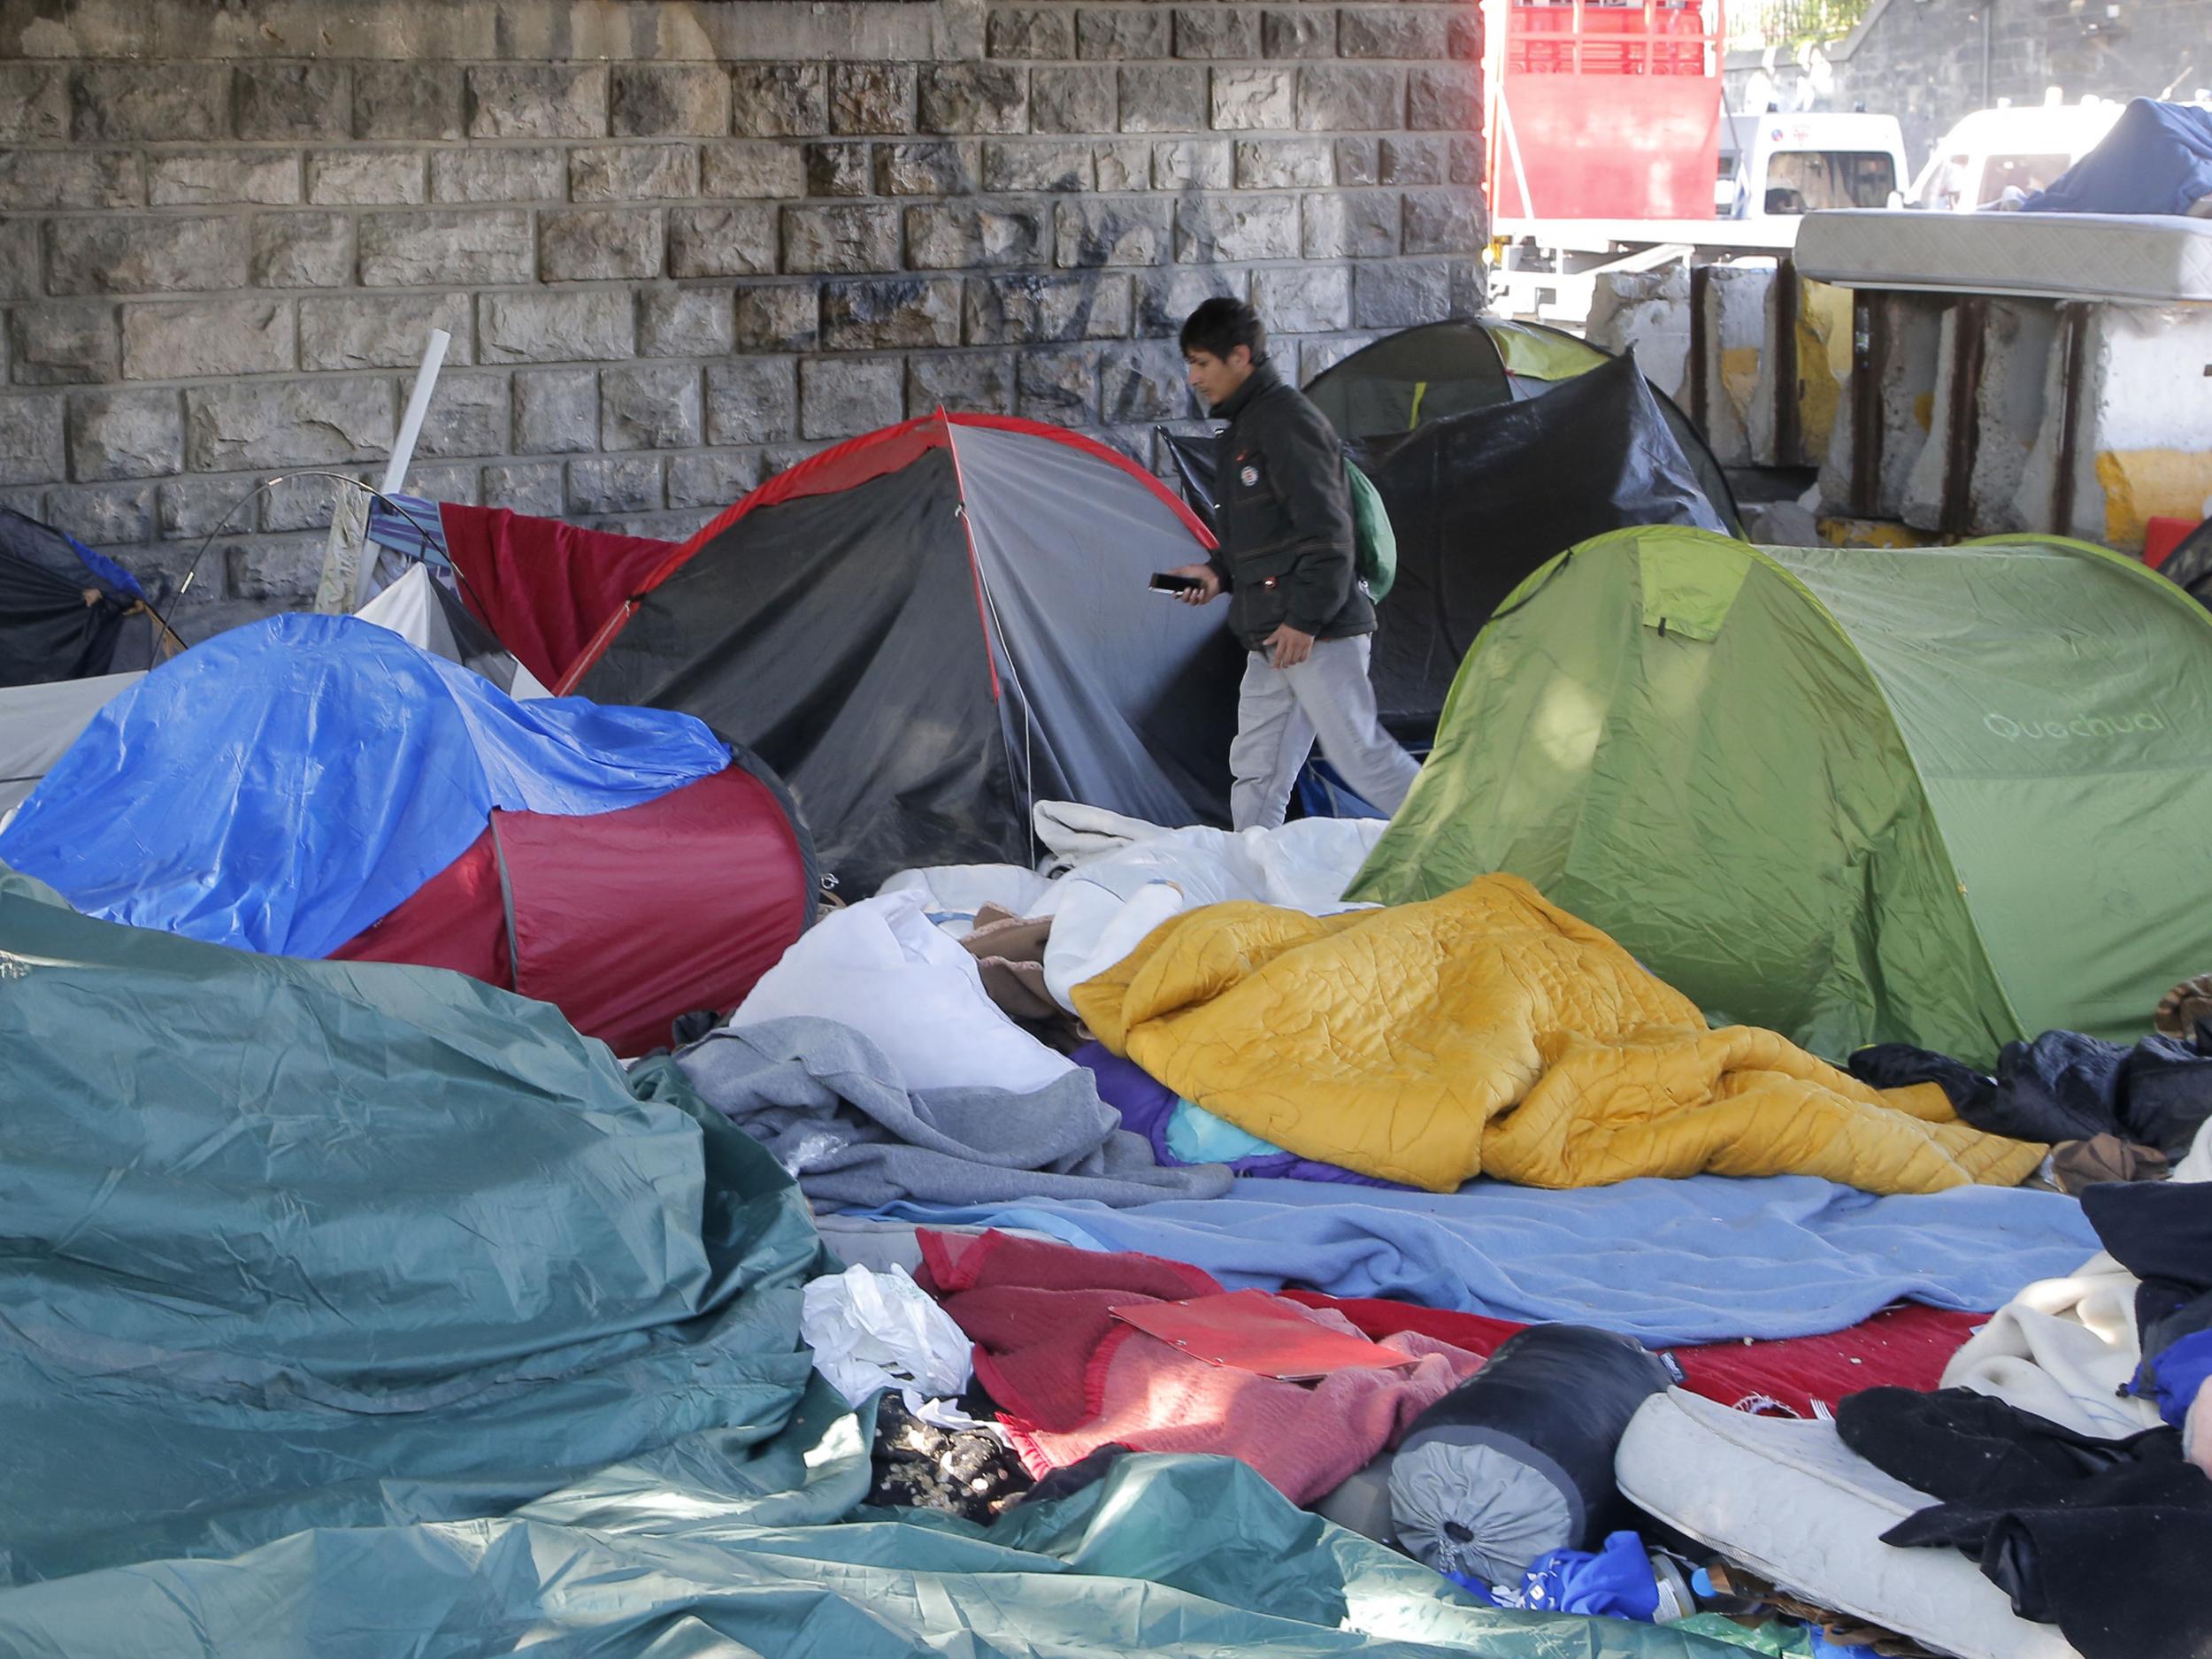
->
<box><xmin>800</xmin><ymin>1263</ymin><xmax>973</xmax><ymax>1410</ymax></box>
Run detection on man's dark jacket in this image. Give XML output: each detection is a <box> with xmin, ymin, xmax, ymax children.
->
<box><xmin>1203</xmin><ymin>358</ymin><xmax>1375</xmax><ymax>652</ymax></box>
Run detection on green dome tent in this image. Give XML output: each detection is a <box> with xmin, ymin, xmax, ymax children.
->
<box><xmin>1349</xmin><ymin>526</ymin><xmax>2212</xmax><ymax>1063</ymax></box>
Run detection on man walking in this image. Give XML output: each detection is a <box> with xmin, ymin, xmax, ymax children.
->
<box><xmin>1164</xmin><ymin>297</ymin><xmax>1422</xmax><ymax>832</ymax></box>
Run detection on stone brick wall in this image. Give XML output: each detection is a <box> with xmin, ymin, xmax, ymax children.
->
<box><xmin>0</xmin><ymin>0</ymin><xmax>1484</xmax><ymax>641</ymax></box>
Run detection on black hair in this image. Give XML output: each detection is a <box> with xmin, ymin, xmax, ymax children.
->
<box><xmin>1179</xmin><ymin>296</ymin><xmax>1267</xmax><ymax>364</ymax></box>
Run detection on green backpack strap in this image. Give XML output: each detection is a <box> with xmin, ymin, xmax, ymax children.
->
<box><xmin>1343</xmin><ymin>455</ymin><xmax>1397</xmax><ymax>603</ymax></box>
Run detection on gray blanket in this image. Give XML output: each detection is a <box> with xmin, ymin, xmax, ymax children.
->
<box><xmin>676</xmin><ymin>1017</ymin><xmax>1233</xmax><ymax>1210</ymax></box>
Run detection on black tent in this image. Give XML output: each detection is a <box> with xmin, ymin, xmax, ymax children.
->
<box><xmin>1166</xmin><ymin>353</ymin><xmax>1730</xmax><ymax>745</ymax></box>
<box><xmin>0</xmin><ymin>508</ymin><xmax>157</xmax><ymax>687</ymax></box>
<box><xmin>572</xmin><ymin>412</ymin><xmax>1243</xmax><ymax>894</ymax></box>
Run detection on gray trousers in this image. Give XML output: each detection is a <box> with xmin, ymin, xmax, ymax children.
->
<box><xmin>1228</xmin><ymin>633</ymin><xmax>1422</xmax><ymax>831</ymax></box>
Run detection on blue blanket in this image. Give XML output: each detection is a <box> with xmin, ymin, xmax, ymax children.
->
<box><xmin>858</xmin><ymin>1173</ymin><xmax>2099</xmax><ymax>1345</ymax></box>
<box><xmin>2023</xmin><ymin>97</ymin><xmax>2212</xmax><ymax>216</ymax></box>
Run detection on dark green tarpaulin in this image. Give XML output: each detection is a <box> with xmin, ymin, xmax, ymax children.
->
<box><xmin>0</xmin><ymin>867</ymin><xmax>1739</xmax><ymax>1658</ymax></box>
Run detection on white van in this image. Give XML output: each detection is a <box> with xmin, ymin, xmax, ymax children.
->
<box><xmin>1907</xmin><ymin>100</ymin><xmax>2126</xmax><ymax>211</ymax></box>
<box><xmin>1717</xmin><ymin>111</ymin><xmax>1912</xmax><ymax>220</ymax></box>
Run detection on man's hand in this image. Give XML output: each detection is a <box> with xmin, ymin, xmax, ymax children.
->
<box><xmin>1264</xmin><ymin>623</ymin><xmax>1314</xmax><ymax>669</ymax></box>
<box><xmin>1166</xmin><ymin>563</ymin><xmax>1223</xmax><ymax>606</ymax></box>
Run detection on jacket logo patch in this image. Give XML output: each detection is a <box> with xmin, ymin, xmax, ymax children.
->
<box><xmin>1239</xmin><ymin>465</ymin><xmax>1259</xmax><ymax>488</ymax></box>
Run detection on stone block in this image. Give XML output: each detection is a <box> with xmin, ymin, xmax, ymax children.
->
<box><xmin>824</xmin><ymin>278</ymin><xmax>964</xmax><ymax>350</ymax></box>
<box><xmin>467</xmin><ymin>65</ymin><xmax>608</xmax><ymax>140</ymax></box>
<box><xmin>983</xmin><ymin>141</ymin><xmax>1092</xmax><ymax>193</ymax></box>
<box><xmin>638</xmin><ymin>287</ymin><xmax>737</xmax><ymax>358</ymax></box>
<box><xmin>1302</xmin><ymin>189</ymin><xmax>1399</xmax><ymax>257</ymax></box>
<box><xmin>186</xmin><ymin>379</ymin><xmax>395</xmax><ymax>472</ymax></box>
<box><xmin>1408</xmin><ymin>65</ymin><xmax>1476</xmax><ymax>130</ymax></box>
<box><xmin>908</xmin><ymin>351</ymin><xmax>1017</xmax><ymax>415</ymax></box>
<box><xmin>612</xmin><ymin>65</ymin><xmax>729</xmax><ymax>137</ymax></box>
<box><xmin>236</xmin><ymin>65</ymin><xmax>351</xmax><ymax>140</ymax></box>
<box><xmin>879</xmin><ymin>141</ymin><xmax>978</xmax><ymax>196</ymax></box>
<box><xmin>1099</xmin><ymin>341</ymin><xmax>1189</xmax><ymax>423</ymax></box>
<box><xmin>669</xmin><ymin>206</ymin><xmax>780</xmax><ymax>278</ymax></box>
<box><xmin>805</xmin><ymin>142</ymin><xmax>874</xmax><ymax>198</ymax></box>
<box><xmin>1450</xmin><ymin>136</ymin><xmax>1481</xmax><ymax>184</ymax></box>
<box><xmin>1235</xmin><ymin>138</ymin><xmax>1334</xmax><ymax>188</ymax></box>
<box><xmin>299</xmin><ymin>293</ymin><xmax>473</xmax><ymax>373</ymax></box>
<box><xmin>354</xmin><ymin>65</ymin><xmax>465</xmax><ymax>141</ymax></box>
<box><xmin>66</xmin><ymin>388</ymin><xmax>181</xmax><ymax>481</ymax></box>
<box><xmin>1336</xmin><ymin>136</ymin><xmax>1380</xmax><ymax>184</ymax></box>
<box><xmin>602</xmin><ymin>363</ymin><xmax>703</xmax><ymax>451</ymax></box>
<box><xmin>571</xmin><ymin>145</ymin><xmax>700</xmax><ymax>203</ymax></box>
<box><xmin>11</xmin><ymin>304</ymin><xmax>119</xmax><ymax>385</ymax></box>
<box><xmin>122</xmin><ymin>298</ymin><xmax>295</xmax><ymax>381</ymax></box>
<box><xmin>150</xmin><ymin>150</ymin><xmax>301</xmax><ymax>208</ymax></box>
<box><xmin>1355</xmin><ymin>259</ymin><xmax>1452</xmax><ymax>327</ymax></box>
<box><xmin>568</xmin><ymin>456</ymin><xmax>663</xmax><ymax>516</ymax></box>
<box><xmin>1175</xmin><ymin>194</ymin><xmax>1300</xmax><ymax>262</ymax></box>
<box><xmin>1403</xmin><ymin>187</ymin><xmax>1486</xmax><ymax>254</ymax></box>
<box><xmin>906</xmin><ymin>202</ymin><xmax>1049</xmax><ymax>272</ymax></box>
<box><xmin>1056</xmin><ymin>198</ymin><xmax>1171</xmax><ymax>266</ymax></box>
<box><xmin>0</xmin><ymin>395</ymin><xmax>64</xmax><ymax>485</ymax></box>
<box><xmin>707</xmin><ymin>358</ymin><xmax>800</xmax><ymax>444</ymax></box>
<box><xmin>158</xmin><ymin>475</ymin><xmax>243</xmax><ymax>540</ymax></box>
<box><xmin>252</xmin><ymin>213</ymin><xmax>350</xmax><ymax>288</ymax></box>
<box><xmin>1449</xmin><ymin>12</ymin><xmax>1481</xmax><ymax>57</ymax></box>
<box><xmin>733</xmin><ymin>285</ymin><xmax>820</xmax><ymax>352</ymax></box>
<box><xmin>781</xmin><ymin>205</ymin><xmax>901</xmax><ymax>275</ymax></box>
<box><xmin>1297</xmin><ymin>65</ymin><xmax>1403</xmax><ymax>131</ymax></box>
<box><xmin>1118</xmin><ymin>66</ymin><xmax>1205</xmax><ymax>133</ymax></box>
<box><xmin>1251</xmin><ymin>263</ymin><xmax>1350</xmax><ymax>333</ymax></box>
<box><xmin>259</xmin><ymin>470</ymin><xmax>368</xmax><ymax>533</ymax></box>
<box><xmin>0</xmin><ymin>150</ymin><xmax>140</xmax><ymax>211</ymax></box>
<box><xmin>1379</xmin><ymin>136</ymin><xmax>1448</xmax><ymax>186</ymax></box>
<box><xmin>1137</xmin><ymin>265</ymin><xmax>1249</xmax><ymax>335</ymax></box>
<box><xmin>1448</xmin><ymin>255</ymin><xmax>1486</xmax><ymax>313</ymax></box>
<box><xmin>668</xmin><ymin>450</ymin><xmax>763</xmax><ymax>510</ymax></box>
<box><xmin>0</xmin><ymin>65</ymin><xmax>67</xmax><ymax>142</ymax></box>
<box><xmin>964</xmin><ymin>272</ymin><xmax>1133</xmax><ymax>344</ymax></box>
<box><xmin>1210</xmin><ymin>67</ymin><xmax>1295</xmax><ymax>130</ymax></box>
<box><xmin>731</xmin><ymin>65</ymin><xmax>830</xmax><ymax>138</ymax></box>
<box><xmin>800</xmin><ymin>357</ymin><xmax>903</xmax><ymax>438</ymax></box>
<box><xmin>307</xmin><ymin>150</ymin><xmax>428</xmax><ymax>207</ymax></box>
<box><xmin>991</xmin><ymin>7</ymin><xmax>1077</xmax><ymax>58</ymax></box>
<box><xmin>49</xmin><ymin>217</ymin><xmax>246</xmax><ymax>296</ymax></box>
<box><xmin>1079</xmin><ymin>9</ymin><xmax>1171</xmax><ymax>59</ymax></box>
<box><xmin>479</xmin><ymin>289</ymin><xmax>635</xmax><ymax>364</ymax></box>
<box><xmin>359</xmin><ymin>210</ymin><xmax>533</xmax><ymax>288</ymax></box>
<box><xmin>0</xmin><ymin>219</ymin><xmax>30</xmax><ymax>302</ymax></box>
<box><xmin>480</xmin><ymin>462</ymin><xmax>566</xmax><ymax>518</ymax></box>
<box><xmin>1176</xmin><ymin>9</ymin><xmax>1260</xmax><ymax>57</ymax></box>
<box><xmin>832</xmin><ymin>64</ymin><xmax>918</xmax><ymax>135</ymax></box>
<box><xmin>1339</xmin><ymin>7</ymin><xmax>1450</xmax><ymax>58</ymax></box>
<box><xmin>919</xmin><ymin>65</ymin><xmax>1029</xmax><ymax>134</ymax></box>
<box><xmin>1018</xmin><ymin>348</ymin><xmax>1096</xmax><ymax>426</ymax></box>
<box><xmin>703</xmin><ymin>142</ymin><xmax>808</xmax><ymax>200</ymax></box>
<box><xmin>1153</xmin><ymin>138</ymin><xmax>1233</xmax><ymax>188</ymax></box>
<box><xmin>431</xmin><ymin>148</ymin><xmax>565</xmax><ymax>204</ymax></box>
<box><xmin>1263</xmin><ymin>10</ymin><xmax>1337</xmax><ymax>57</ymax></box>
<box><xmin>1094</xmin><ymin>141</ymin><xmax>1151</xmax><ymax>191</ymax></box>
<box><xmin>71</xmin><ymin>66</ymin><xmax>227</xmax><ymax>143</ymax></box>
<box><xmin>1032</xmin><ymin>67</ymin><xmax>1116</xmax><ymax>134</ymax></box>
<box><xmin>541</xmin><ymin>209</ymin><xmax>664</xmax><ymax>282</ymax></box>
<box><xmin>45</xmin><ymin>481</ymin><xmax>154</xmax><ymax>546</ymax></box>
<box><xmin>512</xmin><ymin>368</ymin><xmax>600</xmax><ymax>454</ymax></box>
<box><xmin>224</xmin><ymin>534</ymin><xmax>327</xmax><ymax>604</ymax></box>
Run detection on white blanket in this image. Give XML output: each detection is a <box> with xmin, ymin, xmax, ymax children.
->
<box><xmin>1940</xmin><ymin>1251</ymin><xmax>2161</xmax><ymax>1438</ymax></box>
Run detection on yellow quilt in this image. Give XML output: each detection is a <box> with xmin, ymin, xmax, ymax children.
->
<box><xmin>1071</xmin><ymin>875</ymin><xmax>2043</xmax><ymax>1194</ymax></box>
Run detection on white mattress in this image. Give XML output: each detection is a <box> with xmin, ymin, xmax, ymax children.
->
<box><xmin>1794</xmin><ymin>209</ymin><xmax>2212</xmax><ymax>304</ymax></box>
<box><xmin>1616</xmin><ymin>1389</ymin><xmax>2080</xmax><ymax>1659</ymax></box>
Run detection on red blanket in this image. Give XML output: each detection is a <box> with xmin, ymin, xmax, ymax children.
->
<box><xmin>918</xmin><ymin>1232</ymin><xmax>1482</xmax><ymax>1503</ymax></box>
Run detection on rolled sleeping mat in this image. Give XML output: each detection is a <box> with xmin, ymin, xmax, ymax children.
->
<box><xmin>1388</xmin><ymin>1323</ymin><xmax>1672</xmax><ymax>1586</ymax></box>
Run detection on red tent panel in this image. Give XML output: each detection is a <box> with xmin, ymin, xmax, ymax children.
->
<box><xmin>501</xmin><ymin>764</ymin><xmax>812</xmax><ymax>1056</ymax></box>
<box><xmin>329</xmin><ymin>828</ymin><xmax>510</xmax><ymax>983</ymax></box>
<box><xmin>441</xmin><ymin>503</ymin><xmax>678</xmax><ymax>690</ymax></box>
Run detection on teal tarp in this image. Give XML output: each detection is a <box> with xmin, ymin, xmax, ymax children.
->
<box><xmin>0</xmin><ymin>868</ymin><xmax>1737</xmax><ymax>1657</ymax></box>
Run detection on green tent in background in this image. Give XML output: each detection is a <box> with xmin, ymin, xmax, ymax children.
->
<box><xmin>1349</xmin><ymin>526</ymin><xmax>2212</xmax><ymax>1064</ymax></box>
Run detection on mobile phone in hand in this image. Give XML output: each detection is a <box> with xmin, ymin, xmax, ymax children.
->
<box><xmin>1149</xmin><ymin>572</ymin><xmax>1204</xmax><ymax>595</ymax></box>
